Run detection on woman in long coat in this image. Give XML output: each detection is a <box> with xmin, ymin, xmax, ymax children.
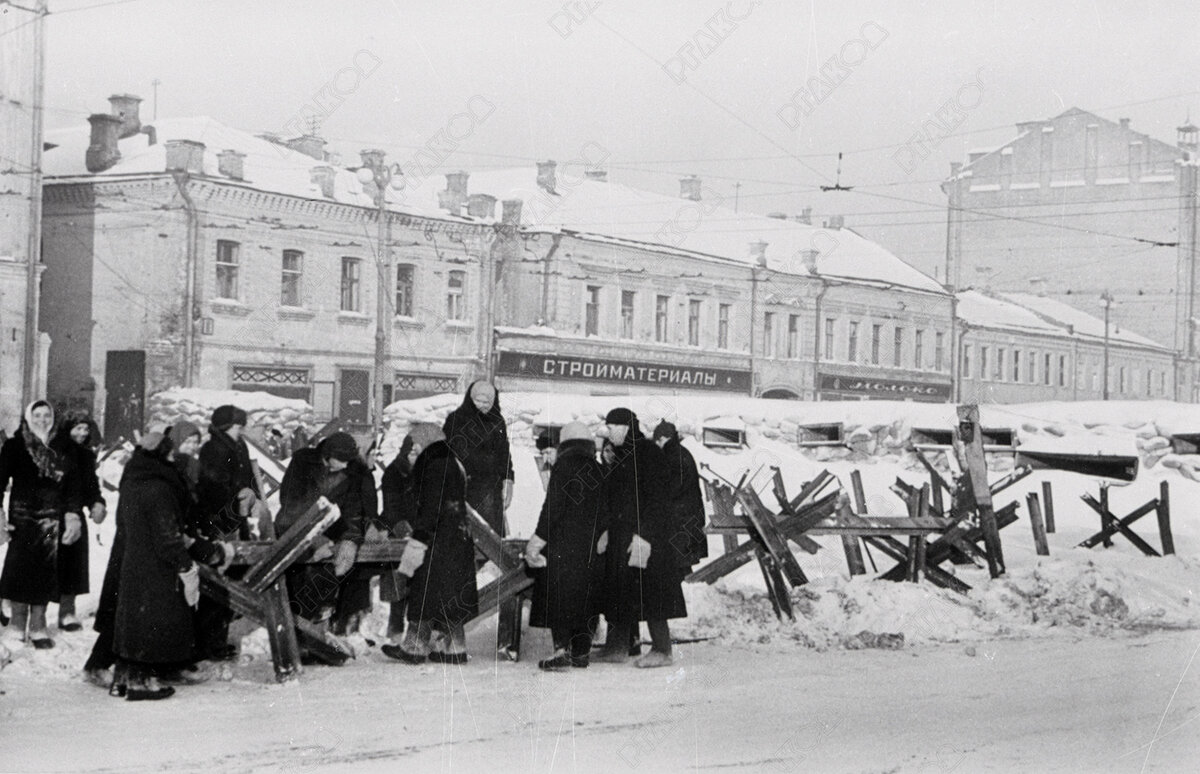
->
<box><xmin>51</xmin><ymin>414</ymin><xmax>107</xmax><ymax>631</ymax></box>
<box><xmin>112</xmin><ymin>424</ymin><xmax>224</xmax><ymax>700</ymax></box>
<box><xmin>383</xmin><ymin>423</ymin><xmax>477</xmax><ymax>664</ymax></box>
<box><xmin>526</xmin><ymin>422</ymin><xmax>607</xmax><ymax>670</ymax></box>
<box><xmin>594</xmin><ymin>408</ymin><xmax>687</xmax><ymax>668</ymax></box>
<box><xmin>442</xmin><ymin>381</ymin><xmax>513</xmax><ymax>537</ymax></box>
<box><xmin>0</xmin><ymin>401</ymin><xmax>84</xmax><ymax>649</ymax></box>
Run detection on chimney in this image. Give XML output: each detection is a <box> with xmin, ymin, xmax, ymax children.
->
<box><xmin>467</xmin><ymin>193</ymin><xmax>497</xmax><ymax>219</ymax></box>
<box><xmin>285</xmin><ymin>134</ymin><xmax>326</xmax><ymax>161</ymax></box>
<box><xmin>585</xmin><ymin>168</ymin><xmax>608</xmax><ymax>182</ymax></box>
<box><xmin>501</xmin><ymin>198</ymin><xmax>523</xmax><ymax>226</ymax></box>
<box><xmin>796</xmin><ymin>206</ymin><xmax>812</xmax><ymax>225</ymax></box>
<box><xmin>1119</xmin><ymin>117</ymin><xmax>1131</xmax><ymax>131</ymax></box>
<box><xmin>438</xmin><ymin>170</ymin><xmax>470</xmax><ymax>213</ymax></box>
<box><xmin>140</xmin><ymin>124</ymin><xmax>157</xmax><ymax>146</ymax></box>
<box><xmin>1178</xmin><ymin>120</ymin><xmax>1199</xmax><ymax>154</ymax></box>
<box><xmin>217</xmin><ymin>149</ymin><xmax>246</xmax><ymax>181</ymax></box>
<box><xmin>825</xmin><ymin>214</ymin><xmax>844</xmax><ymax>230</ymax></box>
<box><xmin>748</xmin><ymin>240</ymin><xmax>768</xmax><ymax>268</ymax></box>
<box><xmin>165</xmin><ymin>139</ymin><xmax>205</xmax><ymax>174</ymax></box>
<box><xmin>536</xmin><ymin>160</ymin><xmax>557</xmax><ymax>194</ymax></box>
<box><xmin>1016</xmin><ymin>120</ymin><xmax>1044</xmax><ymax>135</ymax></box>
<box><xmin>679</xmin><ymin>174</ymin><xmax>702</xmax><ymax>201</ymax></box>
<box><xmin>309</xmin><ymin>165</ymin><xmax>336</xmax><ymax>198</ymax></box>
<box><xmin>801</xmin><ymin>249</ymin><xmax>819</xmax><ymax>273</ymax></box>
<box><xmin>85</xmin><ymin>113</ymin><xmax>123</xmax><ymax>172</ymax></box>
<box><xmin>767</xmin><ymin>212</ymin><xmax>787</xmax><ymax>220</ymax></box>
<box><xmin>108</xmin><ymin>93</ymin><xmax>142</xmax><ymax>139</ymax></box>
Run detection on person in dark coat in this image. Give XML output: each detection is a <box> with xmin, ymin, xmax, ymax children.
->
<box><xmin>194</xmin><ymin>404</ymin><xmax>262</xmax><ymax>661</ymax></box>
<box><xmin>526</xmin><ymin>422</ymin><xmax>607</xmax><ymax>670</ymax></box>
<box><xmin>653</xmin><ymin>421</ymin><xmax>709</xmax><ymax>570</ymax></box>
<box><xmin>594</xmin><ymin>408</ymin><xmax>687</xmax><ymax>669</ymax></box>
<box><xmin>50</xmin><ymin>413</ymin><xmax>107</xmax><ymax>632</ymax></box>
<box><xmin>275</xmin><ymin>432</ymin><xmax>371</xmax><ymax>646</ymax></box>
<box><xmin>111</xmin><ymin>423</ymin><xmax>227</xmax><ymax>701</ymax></box>
<box><xmin>0</xmin><ymin>401</ymin><xmax>85</xmax><ymax>649</ymax></box>
<box><xmin>379</xmin><ymin>434</ymin><xmax>417</xmax><ymax>640</ymax></box>
<box><xmin>382</xmin><ymin>423</ymin><xmax>476</xmax><ymax>665</ymax></box>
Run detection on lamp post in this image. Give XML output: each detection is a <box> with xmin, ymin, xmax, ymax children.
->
<box><xmin>355</xmin><ymin>150</ymin><xmax>405</xmax><ymax>439</ymax></box>
<box><xmin>1100</xmin><ymin>290</ymin><xmax>1113</xmax><ymax>400</ymax></box>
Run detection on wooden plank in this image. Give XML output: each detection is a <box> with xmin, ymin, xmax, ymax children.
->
<box><xmin>686</xmin><ymin>542</ymin><xmax>754</xmax><ymax>584</ymax></box>
<box><xmin>1158</xmin><ymin>481</ymin><xmax>1175</xmax><ymax>556</ymax></box>
<box><xmin>771</xmin><ymin>468</ymin><xmax>792</xmax><ymax>515</ymax></box>
<box><xmin>1078</xmin><ymin>495</ymin><xmax>1160</xmax><ymax>556</ymax></box>
<box><xmin>989</xmin><ymin>466</ymin><xmax>1032</xmax><ymax>496</ymax></box>
<box><xmin>464</xmin><ymin>504</ymin><xmax>521</xmax><ymax>569</ymax></box>
<box><xmin>850</xmin><ymin>470</ymin><xmax>868</xmax><ymax>514</ymax></box>
<box><xmin>1025</xmin><ymin>493</ymin><xmax>1050</xmax><ymax>556</ymax></box>
<box><xmin>735</xmin><ymin>488</ymin><xmax>808</xmax><ymax>587</ymax></box>
<box><xmin>754</xmin><ymin>547</ymin><xmax>784</xmax><ymax>620</ymax></box>
<box><xmin>293</xmin><ymin>617</ymin><xmax>354</xmax><ymax>665</ymax></box>
<box><xmin>914</xmin><ymin>449</ymin><xmax>954</xmax><ymax>498</ymax></box>
<box><xmin>836</xmin><ymin>501</ymin><xmax>867</xmax><ymax>576</ymax></box>
<box><xmin>864</xmin><ymin>536</ymin><xmax>970</xmax><ymax>594</ymax></box>
<box><xmin>473</xmin><ymin>565</ymin><xmax>535</xmax><ymax>619</ymax></box>
<box><xmin>261</xmin><ymin>579</ymin><xmax>303</xmax><ymax>681</ymax></box>
<box><xmin>880</xmin><ymin>503</ymin><xmax>1019</xmax><ymax>583</ymax></box>
<box><xmin>955</xmin><ymin>405</ymin><xmax>1005</xmax><ymax>578</ymax></box>
<box><xmin>1100</xmin><ymin>485</ymin><xmax>1113</xmax><ymax>548</ymax></box>
<box><xmin>1041</xmin><ymin>481</ymin><xmax>1056</xmax><ymax>534</ymax></box>
<box><xmin>791</xmin><ymin>470</ymin><xmax>834</xmax><ymax>511</ymax></box>
<box><xmin>766</xmin><ymin>560</ymin><xmax>795</xmax><ymax>621</ymax></box>
<box><xmin>243</xmin><ymin>500</ymin><xmax>340</xmax><ymax>592</ymax></box>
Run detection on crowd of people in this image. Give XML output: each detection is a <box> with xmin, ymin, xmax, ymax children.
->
<box><xmin>0</xmin><ymin>381</ymin><xmax>708</xmax><ymax>700</ymax></box>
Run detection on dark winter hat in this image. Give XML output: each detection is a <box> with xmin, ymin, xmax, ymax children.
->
<box><xmin>535</xmin><ymin>434</ymin><xmax>553</xmax><ymax>451</ymax></box>
<box><xmin>653</xmin><ymin>420</ymin><xmax>677</xmax><ymax>441</ymax></box>
<box><xmin>211</xmin><ymin>404</ymin><xmax>247</xmax><ymax>431</ymax></box>
<box><xmin>323</xmin><ymin>432</ymin><xmax>360</xmax><ymax>463</ymax></box>
<box><xmin>604</xmin><ymin>407</ymin><xmax>635</xmax><ymax>426</ymax></box>
<box><xmin>172</xmin><ymin>419</ymin><xmax>201</xmax><ymax>443</ymax></box>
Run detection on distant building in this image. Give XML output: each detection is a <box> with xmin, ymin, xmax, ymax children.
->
<box><xmin>0</xmin><ymin>2</ymin><xmax>47</xmax><ymax>432</ymax></box>
<box><xmin>957</xmin><ymin>290</ymin><xmax>1175</xmax><ymax>402</ymax></box>
<box><xmin>944</xmin><ymin>108</ymin><xmax>1191</xmax><ymax>350</ymax></box>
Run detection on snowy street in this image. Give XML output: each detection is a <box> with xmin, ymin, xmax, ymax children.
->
<box><xmin>4</xmin><ymin>627</ymin><xmax>1198</xmax><ymax>773</ymax></box>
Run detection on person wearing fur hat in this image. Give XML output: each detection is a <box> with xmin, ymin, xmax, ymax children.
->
<box><xmin>49</xmin><ymin>413</ymin><xmax>107</xmax><ymax>632</ymax></box>
<box><xmin>593</xmin><ymin>407</ymin><xmax>687</xmax><ymax>668</ymax></box>
<box><xmin>194</xmin><ymin>404</ymin><xmax>261</xmax><ymax>660</ymax></box>
<box><xmin>109</xmin><ymin>423</ymin><xmax>230</xmax><ymax>701</ymax></box>
<box><xmin>0</xmin><ymin>401</ymin><xmax>85</xmax><ymax>650</ymax></box>
<box><xmin>382</xmin><ymin>422</ymin><xmax>477</xmax><ymax>665</ymax></box>
<box><xmin>276</xmin><ymin>432</ymin><xmax>372</xmax><ymax>652</ymax></box>
<box><xmin>526</xmin><ymin>422</ymin><xmax>608</xmax><ymax>670</ymax></box>
<box><xmin>653</xmin><ymin>421</ymin><xmax>709</xmax><ymax>571</ymax></box>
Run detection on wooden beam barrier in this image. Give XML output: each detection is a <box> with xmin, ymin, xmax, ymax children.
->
<box><xmin>1041</xmin><ymin>480</ymin><xmax>1056</xmax><ymax>534</ymax></box>
<box><xmin>1025</xmin><ymin>493</ymin><xmax>1050</xmax><ymax>556</ymax></box>
<box><xmin>954</xmin><ymin>405</ymin><xmax>1005</xmax><ymax>578</ymax></box>
<box><xmin>1157</xmin><ymin>481</ymin><xmax>1175</xmax><ymax>556</ymax></box>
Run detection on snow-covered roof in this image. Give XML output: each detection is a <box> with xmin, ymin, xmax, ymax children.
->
<box><xmin>413</xmin><ymin>167</ymin><xmax>947</xmax><ymax>294</ymax></box>
<box><xmin>957</xmin><ymin>290</ymin><xmax>1169</xmax><ymax>350</ymax></box>
<box><xmin>42</xmin><ymin>116</ymin><xmax>467</xmax><ymax>223</ymax></box>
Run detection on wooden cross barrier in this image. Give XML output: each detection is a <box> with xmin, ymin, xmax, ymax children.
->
<box><xmin>1077</xmin><ymin>482</ymin><xmax>1175</xmax><ymax>557</ymax></box>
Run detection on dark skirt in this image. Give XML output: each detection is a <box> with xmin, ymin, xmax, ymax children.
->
<box><xmin>0</xmin><ymin>508</ymin><xmax>61</xmax><ymax>605</ymax></box>
<box><xmin>57</xmin><ymin>518</ymin><xmax>89</xmax><ymax>596</ymax></box>
<box><xmin>466</xmin><ymin>477</ymin><xmax>506</xmax><ymax>536</ymax></box>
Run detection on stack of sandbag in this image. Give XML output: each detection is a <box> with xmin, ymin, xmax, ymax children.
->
<box><xmin>148</xmin><ymin>388</ymin><xmax>315</xmax><ymax>435</ymax></box>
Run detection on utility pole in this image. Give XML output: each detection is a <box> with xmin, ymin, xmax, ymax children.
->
<box><xmin>944</xmin><ymin>162</ymin><xmax>963</xmax><ymax>402</ymax></box>
<box><xmin>1101</xmin><ymin>290</ymin><xmax>1113</xmax><ymax>400</ymax></box>
<box><xmin>22</xmin><ymin>0</ymin><xmax>48</xmax><ymax>405</ymax></box>
<box><xmin>151</xmin><ymin>78</ymin><xmax>161</xmax><ymax>120</ymax></box>
<box><xmin>733</xmin><ymin>182</ymin><xmax>741</xmax><ymax>213</ymax></box>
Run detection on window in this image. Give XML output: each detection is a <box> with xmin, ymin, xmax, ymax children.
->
<box><xmin>717</xmin><ymin>303</ymin><xmax>730</xmax><ymax>349</ymax></box>
<box><xmin>1044</xmin><ymin>353</ymin><xmax>1052</xmax><ymax>385</ymax></box>
<box><xmin>340</xmin><ymin>257</ymin><xmax>361</xmax><ymax>312</ymax></box>
<box><xmin>961</xmin><ymin>344</ymin><xmax>972</xmax><ymax>378</ymax></box>
<box><xmin>893</xmin><ymin>327</ymin><xmax>903</xmax><ymax>367</ymax></box>
<box><xmin>280</xmin><ymin>249</ymin><xmax>302</xmax><ymax>306</ymax></box>
<box><xmin>395</xmin><ymin>264</ymin><xmax>414</xmax><ymax>317</ymax></box>
<box><xmin>1058</xmin><ymin>355</ymin><xmax>1067</xmax><ymax>387</ymax></box>
<box><xmin>980</xmin><ymin>346</ymin><xmax>989</xmax><ymax>380</ymax></box>
<box><xmin>585</xmin><ymin>285</ymin><xmax>601</xmax><ymax>336</ymax></box>
<box><xmin>446</xmin><ymin>270</ymin><xmax>466</xmax><ymax>321</ymax></box>
<box><xmin>763</xmin><ymin>312</ymin><xmax>776</xmax><ymax>357</ymax></box>
<box><xmin>914</xmin><ymin>329</ymin><xmax>924</xmax><ymax>368</ymax></box>
<box><xmin>788</xmin><ymin>315</ymin><xmax>800</xmax><ymax>358</ymax></box>
<box><xmin>871</xmin><ymin>324</ymin><xmax>882</xmax><ymax>365</ymax></box>
<box><xmin>825</xmin><ymin>318</ymin><xmax>835</xmax><ymax>359</ymax></box>
<box><xmin>847</xmin><ymin>321</ymin><xmax>859</xmax><ymax>361</ymax></box>
<box><xmin>1012</xmin><ymin>349</ymin><xmax>1021</xmax><ymax>382</ymax></box>
<box><xmin>996</xmin><ymin>348</ymin><xmax>1005</xmax><ymax>381</ymax></box>
<box><xmin>216</xmin><ymin>240</ymin><xmax>239</xmax><ymax>300</ymax></box>
<box><xmin>688</xmin><ymin>299</ymin><xmax>702</xmax><ymax>346</ymax></box>
<box><xmin>655</xmin><ymin>295</ymin><xmax>670</xmax><ymax>342</ymax></box>
<box><xmin>621</xmin><ymin>291</ymin><xmax>636</xmax><ymax>340</ymax></box>
<box><xmin>935</xmin><ymin>332</ymin><xmax>945</xmax><ymax>371</ymax></box>
<box><xmin>1028</xmin><ymin>351</ymin><xmax>1037</xmax><ymax>384</ymax></box>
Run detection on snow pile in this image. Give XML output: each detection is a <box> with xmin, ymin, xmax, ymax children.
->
<box><xmin>148</xmin><ymin>388</ymin><xmax>315</xmax><ymax>435</ymax></box>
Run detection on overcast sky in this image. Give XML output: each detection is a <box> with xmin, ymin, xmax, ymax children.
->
<box><xmin>39</xmin><ymin>0</ymin><xmax>1200</xmax><ymax>278</ymax></box>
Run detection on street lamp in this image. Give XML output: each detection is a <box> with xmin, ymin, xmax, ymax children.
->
<box><xmin>355</xmin><ymin>150</ymin><xmax>406</xmax><ymax>440</ymax></box>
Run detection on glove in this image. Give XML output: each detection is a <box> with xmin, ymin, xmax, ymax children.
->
<box><xmin>89</xmin><ymin>501</ymin><xmax>107</xmax><ymax>525</ymax></box>
<box><xmin>179</xmin><ymin>565</ymin><xmax>200</xmax><ymax>608</ymax></box>
<box><xmin>524</xmin><ymin>533</ymin><xmax>548</xmax><ymax>569</ymax></box>
<box><xmin>215</xmin><ymin>541</ymin><xmax>235</xmax><ymax>574</ymax></box>
<box><xmin>596</xmin><ymin>530</ymin><xmax>608</xmax><ymax>555</ymax></box>
<box><xmin>236</xmin><ymin>488</ymin><xmax>257</xmax><ymax>518</ymax></box>
<box><xmin>310</xmin><ymin>537</ymin><xmax>335</xmax><ymax>562</ymax></box>
<box><xmin>62</xmin><ymin>513</ymin><xmax>83</xmax><ymax>546</ymax></box>
<box><xmin>364</xmin><ymin>523</ymin><xmax>388</xmax><ymax>543</ymax></box>
<box><xmin>398</xmin><ymin>538</ymin><xmax>427</xmax><ymax>577</ymax></box>
<box><xmin>502</xmin><ymin>479</ymin><xmax>514</xmax><ymax>510</ymax></box>
<box><xmin>332</xmin><ymin>540</ymin><xmax>357</xmax><ymax>577</ymax></box>
<box><xmin>627</xmin><ymin>534</ymin><xmax>652</xmax><ymax>569</ymax></box>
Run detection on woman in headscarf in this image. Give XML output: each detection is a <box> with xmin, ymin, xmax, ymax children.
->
<box><xmin>0</xmin><ymin>401</ymin><xmax>84</xmax><ymax>649</ymax></box>
<box><xmin>50</xmin><ymin>413</ymin><xmax>107</xmax><ymax>632</ymax></box>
